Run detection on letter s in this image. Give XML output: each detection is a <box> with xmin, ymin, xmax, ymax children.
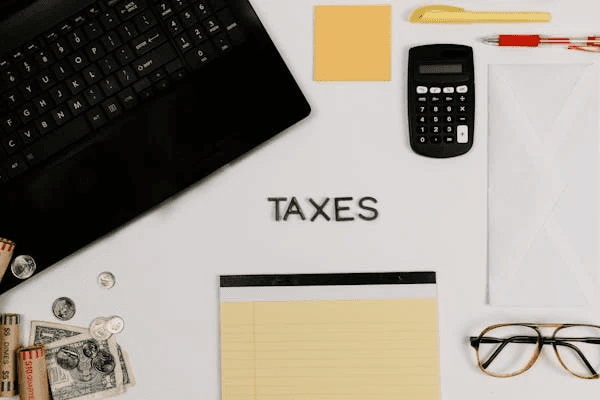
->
<box><xmin>358</xmin><ymin>197</ymin><xmax>378</xmax><ymax>221</ymax></box>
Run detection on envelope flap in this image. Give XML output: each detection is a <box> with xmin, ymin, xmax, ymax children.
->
<box><xmin>490</xmin><ymin>64</ymin><xmax>589</xmax><ymax>140</ymax></box>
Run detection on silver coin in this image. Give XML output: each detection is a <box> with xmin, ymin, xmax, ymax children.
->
<box><xmin>97</xmin><ymin>271</ymin><xmax>116</xmax><ymax>289</ymax></box>
<box><xmin>106</xmin><ymin>316</ymin><xmax>124</xmax><ymax>334</ymax></box>
<box><xmin>11</xmin><ymin>255</ymin><xmax>36</xmax><ymax>279</ymax></box>
<box><xmin>52</xmin><ymin>297</ymin><xmax>76</xmax><ymax>321</ymax></box>
<box><xmin>89</xmin><ymin>317</ymin><xmax>112</xmax><ymax>341</ymax></box>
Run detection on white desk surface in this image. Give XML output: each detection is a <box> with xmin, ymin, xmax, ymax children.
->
<box><xmin>2</xmin><ymin>0</ymin><xmax>600</xmax><ymax>398</ymax></box>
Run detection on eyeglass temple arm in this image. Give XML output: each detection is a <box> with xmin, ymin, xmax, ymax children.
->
<box><xmin>471</xmin><ymin>336</ymin><xmax>536</xmax><ymax>369</ymax></box>
<box><xmin>470</xmin><ymin>335</ymin><xmax>600</xmax><ymax>375</ymax></box>
<box><xmin>553</xmin><ymin>340</ymin><xmax>598</xmax><ymax>376</ymax></box>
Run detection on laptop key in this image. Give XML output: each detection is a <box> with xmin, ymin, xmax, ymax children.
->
<box><xmin>35</xmin><ymin>115</ymin><xmax>55</xmax><ymax>135</ymax></box>
<box><xmin>37</xmin><ymin>70</ymin><xmax>56</xmax><ymax>91</ymax></box>
<box><xmin>33</xmin><ymin>50</ymin><xmax>54</xmax><ymax>68</ymax></box>
<box><xmin>130</xmin><ymin>28</ymin><xmax>166</xmax><ymax>56</ymax></box>
<box><xmin>155</xmin><ymin>1</ymin><xmax>174</xmax><ymax>18</ymax></box>
<box><xmin>17</xmin><ymin>125</ymin><xmax>38</xmax><ymax>145</ymax></box>
<box><xmin>116</xmin><ymin>0</ymin><xmax>147</xmax><ymax>20</ymax></box>
<box><xmin>118</xmin><ymin>22</ymin><xmax>138</xmax><ymax>41</ymax></box>
<box><xmin>51</xmin><ymin>105</ymin><xmax>72</xmax><ymax>126</ymax></box>
<box><xmin>3</xmin><ymin>155</ymin><xmax>28</xmax><ymax>178</ymax></box>
<box><xmin>98</xmin><ymin>55</ymin><xmax>119</xmax><ymax>75</ymax></box>
<box><xmin>185</xmin><ymin>42</ymin><xmax>216</xmax><ymax>69</ymax></box>
<box><xmin>1</xmin><ymin>133</ymin><xmax>22</xmax><ymax>155</ymax></box>
<box><xmin>82</xmin><ymin>65</ymin><xmax>103</xmax><ymax>85</ymax></box>
<box><xmin>52</xmin><ymin>60</ymin><xmax>72</xmax><ymax>81</ymax></box>
<box><xmin>33</xmin><ymin>94</ymin><xmax>53</xmax><ymax>114</ymax></box>
<box><xmin>66</xmin><ymin>74</ymin><xmax>86</xmax><ymax>95</ymax></box>
<box><xmin>116</xmin><ymin>66</ymin><xmax>136</xmax><ymax>86</ymax></box>
<box><xmin>134</xmin><ymin>10</ymin><xmax>157</xmax><ymax>32</ymax></box>
<box><xmin>165</xmin><ymin>58</ymin><xmax>183</xmax><ymax>74</ymax></box>
<box><xmin>203</xmin><ymin>17</ymin><xmax>221</xmax><ymax>35</ymax></box>
<box><xmin>208</xmin><ymin>0</ymin><xmax>226</xmax><ymax>11</ymax></box>
<box><xmin>117</xmin><ymin>88</ymin><xmax>137</xmax><ymax>110</ymax></box>
<box><xmin>22</xmin><ymin>116</ymin><xmax>91</xmax><ymax>166</ymax></box>
<box><xmin>83</xmin><ymin>85</ymin><xmax>105</xmax><ymax>106</ymax></box>
<box><xmin>212</xmin><ymin>33</ymin><xmax>231</xmax><ymax>53</ymax></box>
<box><xmin>100</xmin><ymin>10</ymin><xmax>121</xmax><ymax>30</ymax></box>
<box><xmin>86</xmin><ymin>107</ymin><xmax>108</xmax><ymax>129</ymax></box>
<box><xmin>100</xmin><ymin>75</ymin><xmax>121</xmax><ymax>96</ymax></box>
<box><xmin>102</xmin><ymin>97</ymin><xmax>122</xmax><ymax>119</ymax></box>
<box><xmin>67</xmin><ymin>29</ymin><xmax>87</xmax><ymax>50</ymax></box>
<box><xmin>49</xmin><ymin>84</ymin><xmax>69</xmax><ymax>105</ymax></box>
<box><xmin>132</xmin><ymin>77</ymin><xmax>150</xmax><ymax>93</ymax></box>
<box><xmin>67</xmin><ymin>95</ymin><xmax>88</xmax><ymax>116</ymax></box>
<box><xmin>68</xmin><ymin>51</ymin><xmax>90</xmax><ymax>71</ymax></box>
<box><xmin>116</xmin><ymin>45</ymin><xmax>135</xmax><ymax>65</ymax></box>
<box><xmin>131</xmin><ymin>42</ymin><xmax>177</xmax><ymax>77</ymax></box>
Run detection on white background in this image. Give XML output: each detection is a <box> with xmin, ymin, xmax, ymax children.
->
<box><xmin>2</xmin><ymin>0</ymin><xmax>600</xmax><ymax>399</ymax></box>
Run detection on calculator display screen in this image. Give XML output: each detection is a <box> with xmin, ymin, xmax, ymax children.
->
<box><xmin>419</xmin><ymin>64</ymin><xmax>463</xmax><ymax>74</ymax></box>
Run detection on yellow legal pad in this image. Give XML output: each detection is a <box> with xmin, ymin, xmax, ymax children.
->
<box><xmin>220</xmin><ymin>273</ymin><xmax>440</xmax><ymax>400</ymax></box>
<box><xmin>314</xmin><ymin>5</ymin><xmax>391</xmax><ymax>81</ymax></box>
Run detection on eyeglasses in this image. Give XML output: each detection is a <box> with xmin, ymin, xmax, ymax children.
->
<box><xmin>470</xmin><ymin>323</ymin><xmax>600</xmax><ymax>379</ymax></box>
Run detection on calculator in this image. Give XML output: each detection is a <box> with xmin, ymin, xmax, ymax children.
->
<box><xmin>408</xmin><ymin>44</ymin><xmax>475</xmax><ymax>158</ymax></box>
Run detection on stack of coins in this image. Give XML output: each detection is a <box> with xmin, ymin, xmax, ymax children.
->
<box><xmin>16</xmin><ymin>345</ymin><xmax>49</xmax><ymax>400</ymax></box>
<box><xmin>0</xmin><ymin>239</ymin><xmax>15</xmax><ymax>282</ymax></box>
<box><xmin>0</xmin><ymin>314</ymin><xmax>20</xmax><ymax>397</ymax></box>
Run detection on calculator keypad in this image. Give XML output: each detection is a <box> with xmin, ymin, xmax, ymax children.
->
<box><xmin>414</xmin><ymin>85</ymin><xmax>471</xmax><ymax>146</ymax></box>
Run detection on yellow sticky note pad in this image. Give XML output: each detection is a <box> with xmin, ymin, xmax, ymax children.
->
<box><xmin>314</xmin><ymin>5</ymin><xmax>391</xmax><ymax>81</ymax></box>
<box><xmin>221</xmin><ymin>298</ymin><xmax>440</xmax><ymax>400</ymax></box>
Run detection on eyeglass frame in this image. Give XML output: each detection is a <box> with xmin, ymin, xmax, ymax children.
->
<box><xmin>469</xmin><ymin>323</ymin><xmax>600</xmax><ymax>379</ymax></box>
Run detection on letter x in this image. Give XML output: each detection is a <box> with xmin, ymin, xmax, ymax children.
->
<box><xmin>309</xmin><ymin>198</ymin><xmax>330</xmax><ymax>221</ymax></box>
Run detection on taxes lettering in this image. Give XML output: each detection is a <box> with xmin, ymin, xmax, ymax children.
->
<box><xmin>268</xmin><ymin>197</ymin><xmax>378</xmax><ymax>222</ymax></box>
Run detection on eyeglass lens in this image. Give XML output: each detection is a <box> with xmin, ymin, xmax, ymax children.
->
<box><xmin>477</xmin><ymin>325</ymin><xmax>539</xmax><ymax>376</ymax></box>
<box><xmin>554</xmin><ymin>325</ymin><xmax>600</xmax><ymax>378</ymax></box>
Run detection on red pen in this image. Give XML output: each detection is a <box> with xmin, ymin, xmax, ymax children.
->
<box><xmin>483</xmin><ymin>35</ymin><xmax>600</xmax><ymax>52</ymax></box>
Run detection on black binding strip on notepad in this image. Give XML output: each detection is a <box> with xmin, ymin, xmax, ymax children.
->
<box><xmin>220</xmin><ymin>272</ymin><xmax>436</xmax><ymax>287</ymax></box>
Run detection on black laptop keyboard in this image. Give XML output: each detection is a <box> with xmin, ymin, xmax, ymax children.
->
<box><xmin>0</xmin><ymin>0</ymin><xmax>246</xmax><ymax>184</ymax></box>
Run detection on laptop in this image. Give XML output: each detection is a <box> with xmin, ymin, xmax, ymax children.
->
<box><xmin>0</xmin><ymin>0</ymin><xmax>311</xmax><ymax>294</ymax></box>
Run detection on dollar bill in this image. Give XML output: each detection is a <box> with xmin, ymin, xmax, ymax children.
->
<box><xmin>45</xmin><ymin>332</ymin><xmax>124</xmax><ymax>400</ymax></box>
<box><xmin>30</xmin><ymin>321</ymin><xmax>135</xmax><ymax>389</ymax></box>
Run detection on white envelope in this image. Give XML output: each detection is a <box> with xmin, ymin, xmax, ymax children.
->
<box><xmin>488</xmin><ymin>64</ymin><xmax>598</xmax><ymax>307</ymax></box>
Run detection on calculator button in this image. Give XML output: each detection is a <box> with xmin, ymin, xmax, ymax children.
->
<box><xmin>430</xmin><ymin>105</ymin><xmax>440</xmax><ymax>113</ymax></box>
<box><xmin>416</xmin><ymin>126</ymin><xmax>427</xmax><ymax>134</ymax></box>
<box><xmin>444</xmin><ymin>96</ymin><xmax>454</xmax><ymax>103</ymax></box>
<box><xmin>430</xmin><ymin>87</ymin><xmax>441</xmax><ymax>94</ymax></box>
<box><xmin>416</xmin><ymin>86</ymin><xmax>428</xmax><ymax>94</ymax></box>
<box><xmin>457</xmin><ymin>95</ymin><xmax>467</xmax><ymax>103</ymax></box>
<box><xmin>457</xmin><ymin>125</ymin><xmax>468</xmax><ymax>143</ymax></box>
<box><xmin>457</xmin><ymin>115</ymin><xmax>467</xmax><ymax>123</ymax></box>
<box><xmin>430</xmin><ymin>136</ymin><xmax>441</xmax><ymax>144</ymax></box>
<box><xmin>445</xmin><ymin>115</ymin><xmax>453</xmax><ymax>123</ymax></box>
<box><xmin>417</xmin><ymin>96</ymin><xmax>427</xmax><ymax>102</ymax></box>
<box><xmin>431</xmin><ymin>116</ymin><xmax>440</xmax><ymax>124</ymax></box>
<box><xmin>458</xmin><ymin>105</ymin><xmax>467</xmax><ymax>113</ymax></box>
<box><xmin>417</xmin><ymin>135</ymin><xmax>427</xmax><ymax>144</ymax></box>
<box><xmin>417</xmin><ymin>105</ymin><xmax>427</xmax><ymax>114</ymax></box>
<box><xmin>456</xmin><ymin>85</ymin><xmax>468</xmax><ymax>93</ymax></box>
<box><xmin>444</xmin><ymin>105</ymin><xmax>453</xmax><ymax>113</ymax></box>
<box><xmin>444</xmin><ymin>135</ymin><xmax>455</xmax><ymax>143</ymax></box>
<box><xmin>430</xmin><ymin>96</ymin><xmax>441</xmax><ymax>103</ymax></box>
<box><xmin>430</xmin><ymin>126</ymin><xmax>440</xmax><ymax>134</ymax></box>
<box><xmin>443</xmin><ymin>87</ymin><xmax>454</xmax><ymax>94</ymax></box>
<box><xmin>417</xmin><ymin>116</ymin><xmax>427</xmax><ymax>124</ymax></box>
<box><xmin>444</xmin><ymin>125</ymin><xmax>454</xmax><ymax>133</ymax></box>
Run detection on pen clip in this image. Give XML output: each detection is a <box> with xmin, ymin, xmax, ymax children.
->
<box><xmin>568</xmin><ymin>36</ymin><xmax>600</xmax><ymax>52</ymax></box>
